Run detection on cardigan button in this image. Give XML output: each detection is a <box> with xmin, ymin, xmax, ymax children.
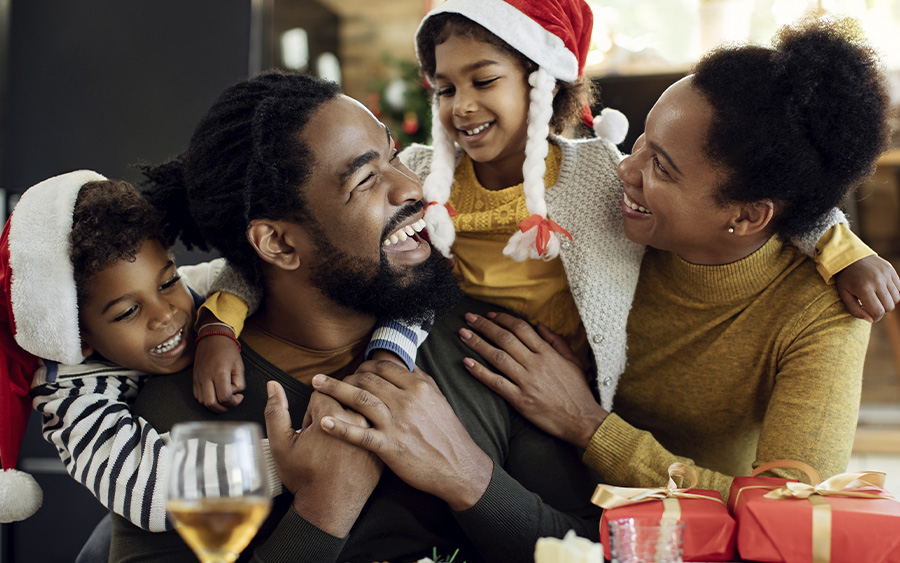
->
<box><xmin>572</xmin><ymin>286</ymin><xmax>582</xmax><ymax>297</ymax></box>
<box><xmin>592</xmin><ymin>334</ymin><xmax>603</xmax><ymax>344</ymax></box>
<box><xmin>601</xmin><ymin>376</ymin><xmax>613</xmax><ymax>387</ymax></box>
<box><xmin>561</xmin><ymin>239</ymin><xmax>572</xmax><ymax>250</ymax></box>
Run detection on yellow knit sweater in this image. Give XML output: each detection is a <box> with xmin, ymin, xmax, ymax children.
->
<box><xmin>583</xmin><ymin>236</ymin><xmax>870</xmax><ymax>500</ymax></box>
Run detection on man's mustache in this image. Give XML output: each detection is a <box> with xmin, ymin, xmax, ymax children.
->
<box><xmin>381</xmin><ymin>200</ymin><xmax>426</xmax><ymax>241</ymax></box>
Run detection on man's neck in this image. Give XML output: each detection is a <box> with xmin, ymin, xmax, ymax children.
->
<box><xmin>255</xmin><ymin>283</ymin><xmax>377</xmax><ymax>352</ymax></box>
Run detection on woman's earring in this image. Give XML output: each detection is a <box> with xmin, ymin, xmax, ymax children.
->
<box><xmin>727</xmin><ymin>227</ymin><xmax>735</xmax><ymax>234</ymax></box>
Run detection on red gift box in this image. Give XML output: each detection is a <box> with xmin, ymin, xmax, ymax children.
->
<box><xmin>729</xmin><ymin>460</ymin><xmax>900</xmax><ymax>563</ymax></box>
<box><xmin>593</xmin><ymin>463</ymin><xmax>736</xmax><ymax>562</ymax></box>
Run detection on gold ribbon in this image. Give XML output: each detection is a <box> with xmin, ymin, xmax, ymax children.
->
<box><xmin>735</xmin><ymin>461</ymin><xmax>898</xmax><ymax>563</ymax></box>
<box><xmin>591</xmin><ymin>462</ymin><xmax>725</xmax><ymax>516</ymax></box>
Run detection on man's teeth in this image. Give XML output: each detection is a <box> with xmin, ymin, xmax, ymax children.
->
<box><xmin>152</xmin><ymin>329</ymin><xmax>183</xmax><ymax>353</ymax></box>
<box><xmin>624</xmin><ymin>193</ymin><xmax>651</xmax><ymax>214</ymax></box>
<box><xmin>464</xmin><ymin>122</ymin><xmax>492</xmax><ymax>136</ymax></box>
<box><xmin>383</xmin><ymin>218</ymin><xmax>427</xmax><ymax>247</ymax></box>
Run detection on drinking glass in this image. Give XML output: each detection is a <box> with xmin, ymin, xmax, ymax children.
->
<box><xmin>609</xmin><ymin>517</ymin><xmax>685</xmax><ymax>563</ymax></box>
<box><xmin>166</xmin><ymin>421</ymin><xmax>271</xmax><ymax>563</ymax></box>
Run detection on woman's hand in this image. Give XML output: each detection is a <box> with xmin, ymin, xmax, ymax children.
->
<box><xmin>458</xmin><ymin>312</ymin><xmax>608</xmax><ymax>450</ymax></box>
<box><xmin>834</xmin><ymin>254</ymin><xmax>900</xmax><ymax>322</ymax></box>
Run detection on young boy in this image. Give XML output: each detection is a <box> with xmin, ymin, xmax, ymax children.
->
<box><xmin>0</xmin><ymin>170</ymin><xmax>418</xmax><ymax>529</ymax></box>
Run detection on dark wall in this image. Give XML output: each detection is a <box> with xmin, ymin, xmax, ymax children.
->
<box><xmin>1</xmin><ymin>0</ymin><xmax>251</xmax><ymax>194</ymax></box>
<box><xmin>593</xmin><ymin>72</ymin><xmax>685</xmax><ymax>153</ymax></box>
<box><xmin>0</xmin><ymin>2</ymin><xmax>252</xmax><ymax>561</ymax></box>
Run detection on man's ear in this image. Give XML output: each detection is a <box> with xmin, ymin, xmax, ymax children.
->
<box><xmin>247</xmin><ymin>219</ymin><xmax>304</xmax><ymax>271</ymax></box>
<box><xmin>730</xmin><ymin>200</ymin><xmax>774</xmax><ymax>236</ymax></box>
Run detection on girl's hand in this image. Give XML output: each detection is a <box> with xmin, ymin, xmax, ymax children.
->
<box><xmin>193</xmin><ymin>330</ymin><xmax>245</xmax><ymax>413</ymax></box>
<box><xmin>458</xmin><ymin>312</ymin><xmax>607</xmax><ymax>450</ymax></box>
<box><xmin>834</xmin><ymin>254</ymin><xmax>900</xmax><ymax>322</ymax></box>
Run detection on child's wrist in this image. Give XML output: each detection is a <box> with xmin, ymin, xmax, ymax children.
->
<box><xmin>198</xmin><ymin>321</ymin><xmax>235</xmax><ymax>336</ymax></box>
<box><xmin>195</xmin><ymin>330</ymin><xmax>241</xmax><ymax>352</ymax></box>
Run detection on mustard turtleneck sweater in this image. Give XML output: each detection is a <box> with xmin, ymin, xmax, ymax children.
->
<box><xmin>584</xmin><ymin>236</ymin><xmax>870</xmax><ymax>500</ymax></box>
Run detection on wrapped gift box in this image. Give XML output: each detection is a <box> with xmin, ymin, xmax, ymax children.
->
<box><xmin>729</xmin><ymin>461</ymin><xmax>900</xmax><ymax>563</ymax></box>
<box><xmin>598</xmin><ymin>489</ymin><xmax>736</xmax><ymax>562</ymax></box>
<box><xmin>593</xmin><ymin>464</ymin><xmax>736</xmax><ymax>562</ymax></box>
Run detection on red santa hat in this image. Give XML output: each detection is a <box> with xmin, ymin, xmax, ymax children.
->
<box><xmin>0</xmin><ymin>169</ymin><xmax>106</xmax><ymax>522</ymax></box>
<box><xmin>416</xmin><ymin>0</ymin><xmax>628</xmax><ymax>260</ymax></box>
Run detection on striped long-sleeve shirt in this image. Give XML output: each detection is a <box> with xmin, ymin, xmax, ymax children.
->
<box><xmin>28</xmin><ymin>260</ymin><xmax>426</xmax><ymax>532</ymax></box>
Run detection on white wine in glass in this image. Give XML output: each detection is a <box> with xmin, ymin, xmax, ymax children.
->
<box><xmin>166</xmin><ymin>421</ymin><xmax>271</xmax><ymax>563</ymax></box>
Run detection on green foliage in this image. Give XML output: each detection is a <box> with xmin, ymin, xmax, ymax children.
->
<box><xmin>368</xmin><ymin>54</ymin><xmax>433</xmax><ymax>148</ymax></box>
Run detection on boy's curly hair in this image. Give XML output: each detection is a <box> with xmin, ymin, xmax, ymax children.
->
<box><xmin>70</xmin><ymin>180</ymin><xmax>168</xmax><ymax>305</ymax></box>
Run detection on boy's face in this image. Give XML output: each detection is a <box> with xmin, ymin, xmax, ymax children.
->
<box><xmin>79</xmin><ymin>239</ymin><xmax>196</xmax><ymax>374</ymax></box>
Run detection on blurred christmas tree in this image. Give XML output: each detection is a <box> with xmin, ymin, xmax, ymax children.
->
<box><xmin>368</xmin><ymin>54</ymin><xmax>433</xmax><ymax>149</ymax></box>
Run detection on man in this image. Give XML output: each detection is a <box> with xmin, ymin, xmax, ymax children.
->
<box><xmin>111</xmin><ymin>72</ymin><xmax>600</xmax><ymax>563</ymax></box>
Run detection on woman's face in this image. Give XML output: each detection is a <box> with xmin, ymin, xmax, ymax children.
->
<box><xmin>617</xmin><ymin>76</ymin><xmax>740</xmax><ymax>264</ymax></box>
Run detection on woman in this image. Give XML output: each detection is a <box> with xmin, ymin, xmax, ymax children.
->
<box><xmin>458</xmin><ymin>16</ymin><xmax>895</xmax><ymax>500</ymax></box>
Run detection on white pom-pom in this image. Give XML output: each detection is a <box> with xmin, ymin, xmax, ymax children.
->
<box><xmin>593</xmin><ymin>107</ymin><xmax>629</xmax><ymax>146</ymax></box>
<box><xmin>424</xmin><ymin>204</ymin><xmax>455</xmax><ymax>259</ymax></box>
<box><xmin>0</xmin><ymin>468</ymin><xmax>43</xmax><ymax>522</ymax></box>
<box><xmin>502</xmin><ymin>227</ymin><xmax>562</xmax><ymax>262</ymax></box>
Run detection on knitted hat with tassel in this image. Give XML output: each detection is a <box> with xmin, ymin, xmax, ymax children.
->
<box><xmin>0</xmin><ymin>170</ymin><xmax>105</xmax><ymax>522</ymax></box>
<box><xmin>415</xmin><ymin>0</ymin><xmax>628</xmax><ymax>260</ymax></box>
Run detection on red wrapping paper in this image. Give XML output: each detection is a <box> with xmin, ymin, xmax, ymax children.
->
<box><xmin>599</xmin><ymin>489</ymin><xmax>736</xmax><ymax>562</ymax></box>
<box><xmin>729</xmin><ymin>472</ymin><xmax>900</xmax><ymax>562</ymax></box>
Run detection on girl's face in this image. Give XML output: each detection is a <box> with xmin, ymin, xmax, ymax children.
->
<box><xmin>616</xmin><ymin>76</ymin><xmax>739</xmax><ymax>264</ymax></box>
<box><xmin>433</xmin><ymin>34</ymin><xmax>531</xmax><ymax>188</ymax></box>
<box><xmin>79</xmin><ymin>239</ymin><xmax>196</xmax><ymax>374</ymax></box>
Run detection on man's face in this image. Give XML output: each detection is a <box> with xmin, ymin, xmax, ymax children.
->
<box><xmin>298</xmin><ymin>95</ymin><xmax>460</xmax><ymax>322</ymax></box>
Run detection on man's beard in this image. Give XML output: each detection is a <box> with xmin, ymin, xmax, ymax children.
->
<box><xmin>307</xmin><ymin>223</ymin><xmax>461</xmax><ymax>325</ymax></box>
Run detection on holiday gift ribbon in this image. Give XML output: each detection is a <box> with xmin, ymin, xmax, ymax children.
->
<box><xmin>591</xmin><ymin>462</ymin><xmax>725</xmax><ymax>521</ymax></box>
<box><xmin>734</xmin><ymin>460</ymin><xmax>899</xmax><ymax>563</ymax></box>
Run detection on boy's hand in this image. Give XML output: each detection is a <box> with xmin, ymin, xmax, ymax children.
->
<box><xmin>370</xmin><ymin>349</ymin><xmax>408</xmax><ymax>369</ymax></box>
<box><xmin>834</xmin><ymin>254</ymin><xmax>900</xmax><ymax>322</ymax></box>
<box><xmin>193</xmin><ymin>328</ymin><xmax>246</xmax><ymax>413</ymax></box>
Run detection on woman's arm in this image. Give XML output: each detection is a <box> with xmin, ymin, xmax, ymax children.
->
<box><xmin>460</xmin><ymin>307</ymin><xmax>868</xmax><ymax>501</ymax></box>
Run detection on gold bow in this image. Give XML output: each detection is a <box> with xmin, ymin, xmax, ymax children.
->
<box><xmin>763</xmin><ymin>470</ymin><xmax>891</xmax><ymax>501</ymax></box>
<box><xmin>592</xmin><ymin>462</ymin><xmax>725</xmax><ymax>515</ymax></box>
<box><xmin>737</xmin><ymin>461</ymin><xmax>898</xmax><ymax>563</ymax></box>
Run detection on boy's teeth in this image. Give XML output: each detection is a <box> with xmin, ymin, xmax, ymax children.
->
<box><xmin>464</xmin><ymin>123</ymin><xmax>491</xmax><ymax>136</ymax></box>
<box><xmin>383</xmin><ymin>218</ymin><xmax>428</xmax><ymax>247</ymax></box>
<box><xmin>152</xmin><ymin>329</ymin><xmax>183</xmax><ymax>353</ymax></box>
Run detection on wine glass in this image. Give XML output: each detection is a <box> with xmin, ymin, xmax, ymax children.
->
<box><xmin>166</xmin><ymin>421</ymin><xmax>272</xmax><ymax>563</ymax></box>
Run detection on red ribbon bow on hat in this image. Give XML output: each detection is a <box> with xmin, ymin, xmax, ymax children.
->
<box><xmin>519</xmin><ymin>214</ymin><xmax>573</xmax><ymax>256</ymax></box>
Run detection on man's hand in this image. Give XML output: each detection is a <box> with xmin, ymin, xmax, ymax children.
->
<box><xmin>311</xmin><ymin>361</ymin><xmax>493</xmax><ymax>511</ymax></box>
<box><xmin>264</xmin><ymin>381</ymin><xmax>382</xmax><ymax>537</ymax></box>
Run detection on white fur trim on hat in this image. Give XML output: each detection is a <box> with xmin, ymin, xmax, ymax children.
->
<box><xmin>417</xmin><ymin>0</ymin><xmax>579</xmax><ymax>82</ymax></box>
<box><xmin>8</xmin><ymin>170</ymin><xmax>106</xmax><ymax>364</ymax></box>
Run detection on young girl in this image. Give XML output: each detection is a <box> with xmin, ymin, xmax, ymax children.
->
<box><xmin>397</xmin><ymin>0</ymin><xmax>898</xmax><ymax>410</ymax></box>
